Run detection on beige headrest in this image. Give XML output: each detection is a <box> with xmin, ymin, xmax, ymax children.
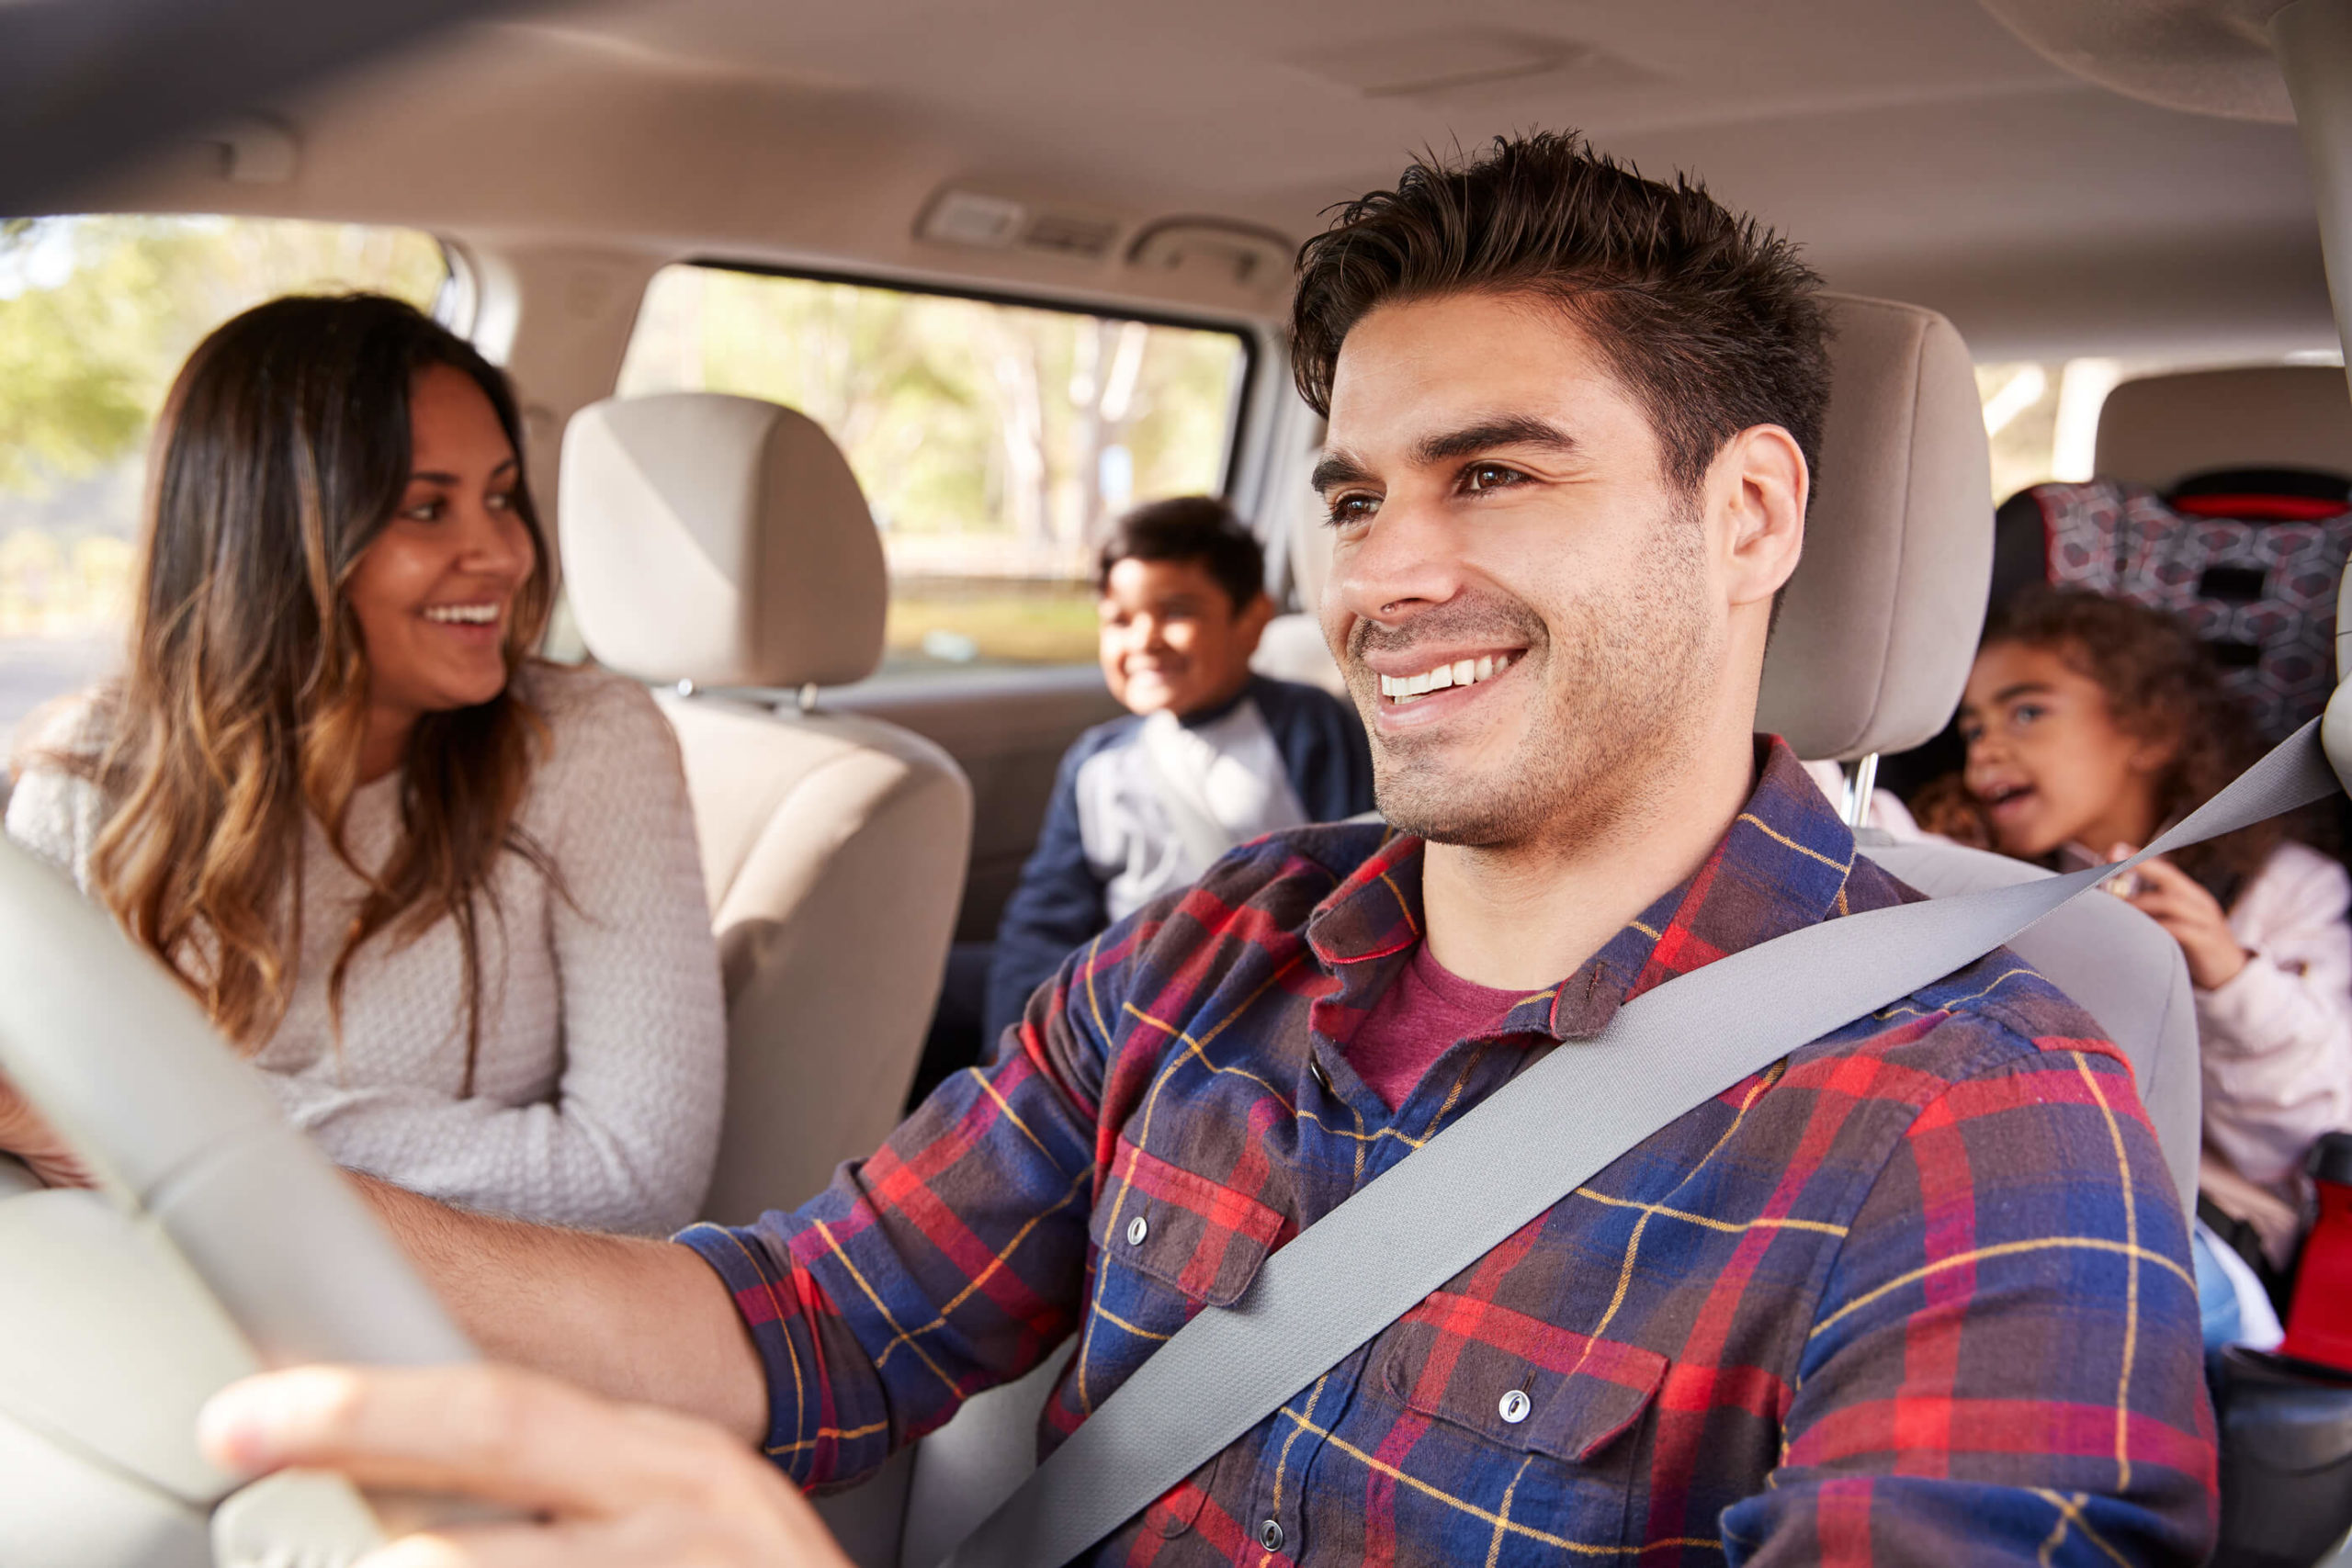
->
<box><xmin>2095</xmin><ymin>366</ymin><xmax>2352</xmax><ymax>491</ymax></box>
<box><xmin>560</xmin><ymin>393</ymin><xmax>888</xmax><ymax>689</ymax></box>
<box><xmin>1756</xmin><ymin>295</ymin><xmax>1994</xmax><ymax>761</ymax></box>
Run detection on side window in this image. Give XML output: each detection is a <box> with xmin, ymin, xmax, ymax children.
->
<box><xmin>0</xmin><ymin>215</ymin><xmax>448</xmax><ymax>746</ymax></box>
<box><xmin>616</xmin><ymin>265</ymin><xmax>1253</xmax><ymax>679</ymax></box>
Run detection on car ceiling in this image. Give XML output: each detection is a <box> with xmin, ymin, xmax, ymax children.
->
<box><xmin>72</xmin><ymin>0</ymin><xmax>2331</xmax><ymax>363</ymax></box>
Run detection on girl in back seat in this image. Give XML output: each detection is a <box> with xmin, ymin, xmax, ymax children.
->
<box><xmin>2</xmin><ymin>294</ymin><xmax>725</xmax><ymax>1235</ymax></box>
<box><xmin>1923</xmin><ymin>587</ymin><xmax>2352</xmax><ymax>1295</ymax></box>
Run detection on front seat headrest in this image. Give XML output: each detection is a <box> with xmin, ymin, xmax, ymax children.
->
<box><xmin>2095</xmin><ymin>366</ymin><xmax>2352</xmax><ymax>492</ymax></box>
<box><xmin>559</xmin><ymin>392</ymin><xmax>888</xmax><ymax>689</ymax></box>
<box><xmin>1757</xmin><ymin>294</ymin><xmax>1993</xmax><ymax>762</ymax></box>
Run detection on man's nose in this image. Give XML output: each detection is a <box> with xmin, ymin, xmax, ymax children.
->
<box><xmin>1329</xmin><ymin>495</ymin><xmax>1466</xmax><ymax>627</ymax></box>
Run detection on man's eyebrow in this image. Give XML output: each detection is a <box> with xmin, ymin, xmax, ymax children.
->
<box><xmin>1991</xmin><ymin>682</ymin><xmax>2056</xmax><ymax>704</ymax></box>
<box><xmin>1413</xmin><ymin>415</ymin><xmax>1577</xmax><ymax>468</ymax></box>
<box><xmin>1309</xmin><ymin>449</ymin><xmax>1374</xmax><ymax>494</ymax></box>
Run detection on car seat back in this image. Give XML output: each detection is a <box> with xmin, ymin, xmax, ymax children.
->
<box><xmin>560</xmin><ymin>392</ymin><xmax>975</xmax><ymax>1220</ymax></box>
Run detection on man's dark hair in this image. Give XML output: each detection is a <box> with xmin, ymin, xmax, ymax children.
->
<box><xmin>1291</xmin><ymin>131</ymin><xmax>1832</xmax><ymax>499</ymax></box>
<box><xmin>1094</xmin><ymin>496</ymin><xmax>1267</xmax><ymax>614</ymax></box>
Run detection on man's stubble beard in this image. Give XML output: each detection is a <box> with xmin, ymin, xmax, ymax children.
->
<box><xmin>1356</xmin><ymin>513</ymin><xmax>1718</xmax><ymax>852</ymax></box>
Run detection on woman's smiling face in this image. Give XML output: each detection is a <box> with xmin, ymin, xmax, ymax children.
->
<box><xmin>345</xmin><ymin>364</ymin><xmax>537</xmax><ymax>765</ymax></box>
<box><xmin>1958</xmin><ymin>639</ymin><xmax>2166</xmax><ymax>859</ymax></box>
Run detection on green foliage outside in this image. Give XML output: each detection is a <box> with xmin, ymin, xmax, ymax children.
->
<box><xmin>619</xmin><ymin>265</ymin><xmax>1247</xmax><ymax>670</ymax></box>
<box><xmin>0</xmin><ymin>215</ymin><xmax>446</xmax><ymax>637</ymax></box>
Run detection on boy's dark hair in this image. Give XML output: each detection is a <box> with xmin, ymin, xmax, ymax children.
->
<box><xmin>1290</xmin><ymin>131</ymin><xmax>1832</xmax><ymax>500</ymax></box>
<box><xmin>1094</xmin><ymin>496</ymin><xmax>1267</xmax><ymax>614</ymax></box>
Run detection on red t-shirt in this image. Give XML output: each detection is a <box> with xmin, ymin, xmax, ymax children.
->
<box><xmin>1348</xmin><ymin>941</ymin><xmax>1526</xmax><ymax>1111</ymax></box>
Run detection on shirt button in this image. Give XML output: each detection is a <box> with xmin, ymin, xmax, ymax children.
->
<box><xmin>1498</xmin><ymin>1388</ymin><xmax>1532</xmax><ymax>1425</ymax></box>
<box><xmin>1308</xmin><ymin>1056</ymin><xmax>1333</xmax><ymax>1094</ymax></box>
<box><xmin>1257</xmin><ymin>1517</ymin><xmax>1285</xmax><ymax>1552</ymax></box>
<box><xmin>1125</xmin><ymin>1215</ymin><xmax>1149</xmax><ymax>1247</ymax></box>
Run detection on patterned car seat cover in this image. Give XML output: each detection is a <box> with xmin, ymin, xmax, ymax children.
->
<box><xmin>2020</xmin><ymin>479</ymin><xmax>2352</xmax><ymax>742</ymax></box>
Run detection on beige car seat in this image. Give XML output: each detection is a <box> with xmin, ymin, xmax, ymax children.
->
<box><xmin>2096</xmin><ymin>365</ymin><xmax>2352</xmax><ymax>491</ymax></box>
<box><xmin>809</xmin><ymin>296</ymin><xmax>2207</xmax><ymax>1567</ymax></box>
<box><xmin>561</xmin><ymin>392</ymin><xmax>975</xmax><ymax>1222</ymax></box>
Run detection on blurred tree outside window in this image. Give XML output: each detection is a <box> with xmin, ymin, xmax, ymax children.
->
<box><xmin>616</xmin><ymin>265</ymin><xmax>1251</xmax><ymax>679</ymax></box>
<box><xmin>0</xmin><ymin>215</ymin><xmax>447</xmax><ymax>750</ymax></box>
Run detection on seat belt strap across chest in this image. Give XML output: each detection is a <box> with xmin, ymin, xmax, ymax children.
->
<box><xmin>940</xmin><ymin>716</ymin><xmax>2342</xmax><ymax>1568</ymax></box>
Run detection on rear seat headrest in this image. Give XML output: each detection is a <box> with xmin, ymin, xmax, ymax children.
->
<box><xmin>2095</xmin><ymin>366</ymin><xmax>2352</xmax><ymax>492</ymax></box>
<box><xmin>560</xmin><ymin>392</ymin><xmax>888</xmax><ymax>690</ymax></box>
<box><xmin>1757</xmin><ymin>294</ymin><xmax>1993</xmax><ymax>762</ymax></box>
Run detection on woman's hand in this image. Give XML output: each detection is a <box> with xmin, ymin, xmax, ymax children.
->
<box><xmin>198</xmin><ymin>1362</ymin><xmax>856</xmax><ymax>1568</ymax></box>
<box><xmin>0</xmin><ymin>1071</ymin><xmax>92</xmax><ymax>1189</ymax></box>
<box><xmin>2109</xmin><ymin>844</ymin><xmax>2251</xmax><ymax>991</ymax></box>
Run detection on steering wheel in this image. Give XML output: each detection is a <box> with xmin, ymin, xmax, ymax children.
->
<box><xmin>0</xmin><ymin>835</ymin><xmax>483</xmax><ymax>1567</ymax></box>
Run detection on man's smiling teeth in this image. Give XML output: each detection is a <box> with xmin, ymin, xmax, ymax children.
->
<box><xmin>1380</xmin><ymin>652</ymin><xmax>1510</xmax><ymax>704</ymax></box>
<box><xmin>423</xmin><ymin>604</ymin><xmax>500</xmax><ymax>625</ymax></box>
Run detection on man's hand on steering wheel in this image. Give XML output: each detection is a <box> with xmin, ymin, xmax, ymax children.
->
<box><xmin>199</xmin><ymin>1362</ymin><xmax>855</xmax><ymax>1568</ymax></box>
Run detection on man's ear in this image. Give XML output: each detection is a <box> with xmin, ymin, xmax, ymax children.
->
<box><xmin>1713</xmin><ymin>424</ymin><xmax>1807</xmax><ymax>610</ymax></box>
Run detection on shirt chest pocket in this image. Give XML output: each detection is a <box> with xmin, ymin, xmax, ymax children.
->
<box><xmin>1086</xmin><ymin>1137</ymin><xmax>1287</xmax><ymax>1325</ymax></box>
<box><xmin>1353</xmin><ymin>1294</ymin><xmax>1668</xmax><ymax>1559</ymax></box>
<box><xmin>1074</xmin><ymin>1140</ymin><xmax>1290</xmax><ymax>1551</ymax></box>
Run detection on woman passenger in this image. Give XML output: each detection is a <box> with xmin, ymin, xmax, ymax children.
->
<box><xmin>3</xmin><ymin>293</ymin><xmax>725</xmax><ymax>1235</ymax></box>
<box><xmin>1928</xmin><ymin>589</ymin><xmax>2352</xmax><ymax>1292</ymax></box>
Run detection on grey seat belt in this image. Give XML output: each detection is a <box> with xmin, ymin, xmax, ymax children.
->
<box><xmin>941</xmin><ymin>716</ymin><xmax>2342</xmax><ymax>1568</ymax></box>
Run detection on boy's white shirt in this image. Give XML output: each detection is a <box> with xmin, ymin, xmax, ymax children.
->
<box><xmin>1076</xmin><ymin>696</ymin><xmax>1308</xmax><ymax>923</ymax></box>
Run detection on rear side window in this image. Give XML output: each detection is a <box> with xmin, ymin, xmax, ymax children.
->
<box><xmin>0</xmin><ymin>216</ymin><xmax>448</xmax><ymax>746</ymax></box>
<box><xmin>616</xmin><ymin>264</ymin><xmax>1253</xmax><ymax>679</ymax></box>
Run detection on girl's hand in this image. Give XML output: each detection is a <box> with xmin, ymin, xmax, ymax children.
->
<box><xmin>0</xmin><ymin>1072</ymin><xmax>93</xmax><ymax>1189</ymax></box>
<box><xmin>2109</xmin><ymin>844</ymin><xmax>2251</xmax><ymax>991</ymax></box>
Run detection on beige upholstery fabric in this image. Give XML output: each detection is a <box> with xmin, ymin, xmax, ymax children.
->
<box><xmin>666</xmin><ymin>694</ymin><xmax>971</xmax><ymax>1219</ymax></box>
<box><xmin>559</xmin><ymin>393</ymin><xmax>974</xmax><ymax>1220</ymax></box>
<box><xmin>1249</xmin><ymin>612</ymin><xmax>1346</xmax><ymax>695</ymax></box>
<box><xmin>2096</xmin><ymin>366</ymin><xmax>2352</xmax><ymax>491</ymax></box>
<box><xmin>1758</xmin><ymin>294</ymin><xmax>1993</xmax><ymax>762</ymax></box>
<box><xmin>561</xmin><ymin>392</ymin><xmax>888</xmax><ymax>689</ymax></box>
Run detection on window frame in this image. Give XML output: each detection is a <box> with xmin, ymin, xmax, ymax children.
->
<box><xmin>627</xmin><ymin>255</ymin><xmax>1263</xmax><ymax>506</ymax></box>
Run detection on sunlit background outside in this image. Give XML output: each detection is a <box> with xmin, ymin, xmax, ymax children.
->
<box><xmin>616</xmin><ymin>265</ymin><xmax>1250</xmax><ymax>677</ymax></box>
<box><xmin>0</xmin><ymin>215</ymin><xmax>446</xmax><ymax>741</ymax></box>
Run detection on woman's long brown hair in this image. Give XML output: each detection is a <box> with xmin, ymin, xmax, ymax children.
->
<box><xmin>69</xmin><ymin>293</ymin><xmax>557</xmax><ymax>1089</ymax></box>
<box><xmin>1921</xmin><ymin>588</ymin><xmax>2288</xmax><ymax>905</ymax></box>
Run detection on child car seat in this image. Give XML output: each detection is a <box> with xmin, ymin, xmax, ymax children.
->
<box><xmin>1997</xmin><ymin>475</ymin><xmax>2352</xmax><ymax>741</ymax></box>
<box><xmin>1994</xmin><ymin>366</ymin><xmax>2352</xmax><ymax>743</ymax></box>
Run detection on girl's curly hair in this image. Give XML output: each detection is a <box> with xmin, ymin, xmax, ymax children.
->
<box><xmin>1923</xmin><ymin>588</ymin><xmax>2286</xmax><ymax>903</ymax></box>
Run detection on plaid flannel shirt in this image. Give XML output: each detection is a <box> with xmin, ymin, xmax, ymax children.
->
<box><xmin>681</xmin><ymin>738</ymin><xmax>2215</xmax><ymax>1565</ymax></box>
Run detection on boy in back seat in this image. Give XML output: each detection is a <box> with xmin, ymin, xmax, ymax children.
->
<box><xmin>980</xmin><ymin>497</ymin><xmax>1373</xmax><ymax>1043</ymax></box>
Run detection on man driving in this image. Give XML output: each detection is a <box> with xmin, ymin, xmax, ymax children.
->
<box><xmin>153</xmin><ymin>131</ymin><xmax>2220</xmax><ymax>1563</ymax></box>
